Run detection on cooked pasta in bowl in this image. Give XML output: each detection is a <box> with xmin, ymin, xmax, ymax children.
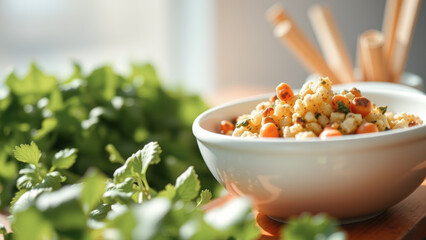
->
<box><xmin>192</xmin><ymin>78</ymin><xmax>426</xmax><ymax>222</ymax></box>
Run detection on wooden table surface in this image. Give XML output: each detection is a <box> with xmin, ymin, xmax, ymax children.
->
<box><xmin>204</xmin><ymin>179</ymin><xmax>426</xmax><ymax>240</ymax></box>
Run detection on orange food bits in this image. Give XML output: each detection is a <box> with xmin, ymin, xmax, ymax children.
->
<box><xmin>331</xmin><ymin>95</ymin><xmax>350</xmax><ymax>113</ymax></box>
<box><xmin>409</xmin><ymin>120</ymin><xmax>418</xmax><ymax>127</ymax></box>
<box><xmin>260</xmin><ymin>122</ymin><xmax>280</xmax><ymax>138</ymax></box>
<box><xmin>356</xmin><ymin>122</ymin><xmax>378</xmax><ymax>134</ymax></box>
<box><xmin>319</xmin><ymin>128</ymin><xmax>342</xmax><ymax>139</ymax></box>
<box><xmin>269</xmin><ymin>95</ymin><xmax>278</xmax><ymax>103</ymax></box>
<box><xmin>262</xmin><ymin>116</ymin><xmax>275</xmax><ymax>125</ymax></box>
<box><xmin>350</xmin><ymin>87</ymin><xmax>362</xmax><ymax>98</ymax></box>
<box><xmin>275</xmin><ymin>83</ymin><xmax>294</xmax><ymax>102</ymax></box>
<box><xmin>220</xmin><ymin>120</ymin><xmax>235</xmax><ymax>134</ymax></box>
<box><xmin>350</xmin><ymin>97</ymin><xmax>372</xmax><ymax>118</ymax></box>
<box><xmin>263</xmin><ymin>107</ymin><xmax>274</xmax><ymax>117</ymax></box>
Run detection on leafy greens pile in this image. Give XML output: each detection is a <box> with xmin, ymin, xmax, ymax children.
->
<box><xmin>0</xmin><ymin>63</ymin><xmax>347</xmax><ymax>240</ymax></box>
<box><xmin>0</xmin><ymin>63</ymin><xmax>214</xmax><ymax>208</ymax></box>
<box><xmin>1</xmin><ymin>141</ymin><xmax>259</xmax><ymax>240</ymax></box>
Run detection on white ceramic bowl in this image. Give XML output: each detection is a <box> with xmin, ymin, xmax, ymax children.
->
<box><xmin>306</xmin><ymin>71</ymin><xmax>425</xmax><ymax>93</ymax></box>
<box><xmin>193</xmin><ymin>87</ymin><xmax>426</xmax><ymax>223</ymax></box>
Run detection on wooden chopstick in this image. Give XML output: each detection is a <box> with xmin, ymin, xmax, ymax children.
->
<box><xmin>382</xmin><ymin>0</ymin><xmax>403</xmax><ymax>67</ymax></box>
<box><xmin>267</xmin><ymin>4</ymin><xmax>339</xmax><ymax>84</ymax></box>
<box><xmin>388</xmin><ymin>0</ymin><xmax>421</xmax><ymax>83</ymax></box>
<box><xmin>266</xmin><ymin>3</ymin><xmax>294</xmax><ymax>25</ymax></box>
<box><xmin>308</xmin><ymin>4</ymin><xmax>355</xmax><ymax>83</ymax></box>
<box><xmin>359</xmin><ymin>30</ymin><xmax>389</xmax><ymax>82</ymax></box>
<box><xmin>274</xmin><ymin>21</ymin><xmax>339</xmax><ymax>84</ymax></box>
<box><xmin>356</xmin><ymin>36</ymin><xmax>367</xmax><ymax>81</ymax></box>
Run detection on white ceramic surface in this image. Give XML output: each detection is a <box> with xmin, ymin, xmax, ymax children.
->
<box><xmin>193</xmin><ymin>87</ymin><xmax>426</xmax><ymax>222</ymax></box>
<box><xmin>306</xmin><ymin>72</ymin><xmax>425</xmax><ymax>93</ymax></box>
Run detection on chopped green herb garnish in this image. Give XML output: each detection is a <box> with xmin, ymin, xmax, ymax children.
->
<box><xmin>337</xmin><ymin>101</ymin><xmax>350</xmax><ymax>114</ymax></box>
<box><xmin>378</xmin><ymin>106</ymin><xmax>388</xmax><ymax>114</ymax></box>
<box><xmin>236</xmin><ymin>119</ymin><xmax>249</xmax><ymax>128</ymax></box>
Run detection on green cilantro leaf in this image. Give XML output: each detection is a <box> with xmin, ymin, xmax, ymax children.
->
<box><xmin>36</xmin><ymin>171</ymin><xmax>66</xmax><ymax>190</ymax></box>
<box><xmin>203</xmin><ymin>197</ymin><xmax>259</xmax><ymax>240</ymax></box>
<box><xmin>337</xmin><ymin>101</ymin><xmax>350</xmax><ymax>114</ymax></box>
<box><xmin>113</xmin><ymin>141</ymin><xmax>162</xmax><ymax>182</ymax></box>
<box><xmin>0</xmin><ymin>224</ymin><xmax>6</xmax><ymax>237</ymax></box>
<box><xmin>0</xmin><ymin>152</ymin><xmax>17</xmax><ymax>180</ymax></box>
<box><xmin>52</xmin><ymin>148</ymin><xmax>78</xmax><ymax>169</ymax></box>
<box><xmin>16</xmin><ymin>167</ymin><xmax>40</xmax><ymax>190</ymax></box>
<box><xmin>175</xmin><ymin>166</ymin><xmax>201</xmax><ymax>202</ymax></box>
<box><xmin>196</xmin><ymin>189</ymin><xmax>212</xmax><ymax>207</ymax></box>
<box><xmin>107</xmin><ymin>207</ymin><xmax>136</xmax><ymax>240</ymax></box>
<box><xmin>378</xmin><ymin>106</ymin><xmax>388</xmax><ymax>114</ymax></box>
<box><xmin>47</xmin><ymin>89</ymin><xmax>64</xmax><ymax>112</ymax></box>
<box><xmin>12</xmin><ymin>188</ymin><xmax>49</xmax><ymax>213</ymax></box>
<box><xmin>132</xmin><ymin>141</ymin><xmax>162</xmax><ymax>177</ymax></box>
<box><xmin>12</xmin><ymin>207</ymin><xmax>56</xmax><ymax>240</ymax></box>
<box><xmin>157</xmin><ymin>184</ymin><xmax>176</xmax><ymax>199</ymax></box>
<box><xmin>132</xmin><ymin>198</ymin><xmax>171</xmax><ymax>240</ymax></box>
<box><xmin>33</xmin><ymin>118</ymin><xmax>58</xmax><ymax>140</ymax></box>
<box><xmin>87</xmin><ymin>66</ymin><xmax>118</xmax><ymax>101</ymax></box>
<box><xmin>5</xmin><ymin>63</ymin><xmax>57</xmax><ymax>105</ymax></box>
<box><xmin>103</xmin><ymin>178</ymin><xmax>134</xmax><ymax>204</ymax></box>
<box><xmin>80</xmin><ymin>169</ymin><xmax>107</xmax><ymax>214</ymax></box>
<box><xmin>13</xmin><ymin>142</ymin><xmax>41</xmax><ymax>165</ymax></box>
<box><xmin>106</xmin><ymin>144</ymin><xmax>125</xmax><ymax>164</ymax></box>
<box><xmin>89</xmin><ymin>203</ymin><xmax>111</xmax><ymax>221</ymax></box>
<box><xmin>35</xmin><ymin>185</ymin><xmax>86</xmax><ymax>231</ymax></box>
<box><xmin>236</xmin><ymin>119</ymin><xmax>249</xmax><ymax>128</ymax></box>
<box><xmin>282</xmin><ymin>213</ymin><xmax>346</xmax><ymax>240</ymax></box>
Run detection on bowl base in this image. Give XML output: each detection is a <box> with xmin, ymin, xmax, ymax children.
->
<box><xmin>267</xmin><ymin>210</ymin><xmax>384</xmax><ymax>225</ymax></box>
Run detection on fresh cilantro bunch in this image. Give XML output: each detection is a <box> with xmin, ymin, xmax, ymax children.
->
<box><xmin>282</xmin><ymin>213</ymin><xmax>347</xmax><ymax>240</ymax></box>
<box><xmin>0</xmin><ymin>63</ymin><xmax>213</xmax><ymax>209</ymax></box>
<box><xmin>2</xmin><ymin>141</ymin><xmax>259</xmax><ymax>240</ymax></box>
<box><xmin>10</xmin><ymin>141</ymin><xmax>77</xmax><ymax>213</ymax></box>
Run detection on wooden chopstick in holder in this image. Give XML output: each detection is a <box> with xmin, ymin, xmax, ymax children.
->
<box><xmin>308</xmin><ymin>4</ymin><xmax>355</xmax><ymax>83</ymax></box>
<box><xmin>274</xmin><ymin>21</ymin><xmax>339</xmax><ymax>84</ymax></box>
<box><xmin>359</xmin><ymin>30</ymin><xmax>389</xmax><ymax>82</ymax></box>
<box><xmin>382</xmin><ymin>0</ymin><xmax>403</xmax><ymax>68</ymax></box>
<box><xmin>356</xmin><ymin>37</ymin><xmax>367</xmax><ymax>81</ymax></box>
<box><xmin>266</xmin><ymin>3</ymin><xmax>294</xmax><ymax>26</ymax></box>
<box><xmin>388</xmin><ymin>0</ymin><xmax>421</xmax><ymax>83</ymax></box>
<box><xmin>267</xmin><ymin>4</ymin><xmax>339</xmax><ymax>84</ymax></box>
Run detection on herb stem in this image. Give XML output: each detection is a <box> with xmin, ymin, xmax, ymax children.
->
<box><xmin>137</xmin><ymin>178</ymin><xmax>144</xmax><ymax>204</ymax></box>
<box><xmin>142</xmin><ymin>175</ymin><xmax>151</xmax><ymax>200</ymax></box>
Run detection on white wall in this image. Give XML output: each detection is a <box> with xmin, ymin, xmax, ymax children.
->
<box><xmin>0</xmin><ymin>0</ymin><xmax>174</xmax><ymax>84</ymax></box>
<box><xmin>1</xmin><ymin>1</ymin><xmax>425</xmax><ymax>97</ymax></box>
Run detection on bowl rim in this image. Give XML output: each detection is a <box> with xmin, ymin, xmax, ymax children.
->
<box><xmin>193</xmin><ymin>88</ymin><xmax>426</xmax><ymax>148</ymax></box>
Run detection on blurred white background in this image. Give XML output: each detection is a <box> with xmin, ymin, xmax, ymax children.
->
<box><xmin>0</xmin><ymin>0</ymin><xmax>425</xmax><ymax>100</ymax></box>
